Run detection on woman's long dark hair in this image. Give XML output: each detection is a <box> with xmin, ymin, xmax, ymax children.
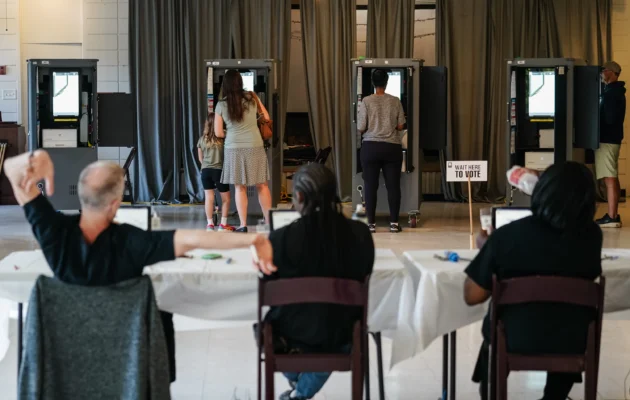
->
<box><xmin>531</xmin><ymin>161</ymin><xmax>596</xmax><ymax>232</ymax></box>
<box><xmin>292</xmin><ymin>163</ymin><xmax>347</xmax><ymax>264</ymax></box>
<box><xmin>221</xmin><ymin>70</ymin><xmax>255</xmax><ymax>123</ymax></box>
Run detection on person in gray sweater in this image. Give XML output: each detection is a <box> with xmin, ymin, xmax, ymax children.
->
<box><xmin>357</xmin><ymin>69</ymin><xmax>406</xmax><ymax>233</ymax></box>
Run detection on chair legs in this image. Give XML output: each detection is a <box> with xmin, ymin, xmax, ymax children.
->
<box><xmin>371</xmin><ymin>332</ymin><xmax>386</xmax><ymax>400</ymax></box>
<box><xmin>585</xmin><ymin>323</ymin><xmax>597</xmax><ymax>400</ymax></box>
<box><xmin>352</xmin><ymin>323</ymin><xmax>364</xmax><ymax>400</ymax></box>
<box><xmin>263</xmin><ymin>324</ymin><xmax>275</xmax><ymax>400</ymax></box>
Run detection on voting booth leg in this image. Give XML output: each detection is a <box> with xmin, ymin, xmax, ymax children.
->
<box><xmin>17</xmin><ymin>302</ymin><xmax>23</xmax><ymax>381</ymax></box>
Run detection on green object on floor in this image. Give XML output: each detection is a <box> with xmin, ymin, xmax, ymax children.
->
<box><xmin>201</xmin><ymin>253</ymin><xmax>222</xmax><ymax>260</ymax></box>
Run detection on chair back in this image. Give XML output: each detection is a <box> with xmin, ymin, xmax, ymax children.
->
<box><xmin>492</xmin><ymin>275</ymin><xmax>604</xmax><ymax>309</ymax></box>
<box><xmin>123</xmin><ymin>147</ymin><xmax>137</xmax><ymax>171</ymax></box>
<box><xmin>257</xmin><ymin>276</ymin><xmax>370</xmax><ymax>333</ymax></box>
<box><xmin>314</xmin><ymin>146</ymin><xmax>332</xmax><ymax>165</ymax></box>
<box><xmin>490</xmin><ymin>275</ymin><xmax>606</xmax><ymax>400</ymax></box>
<box><xmin>19</xmin><ymin>275</ymin><xmax>171</xmax><ymax>400</ymax></box>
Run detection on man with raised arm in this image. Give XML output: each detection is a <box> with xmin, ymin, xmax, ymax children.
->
<box><xmin>4</xmin><ymin>150</ymin><xmax>276</xmax><ymax>383</ymax></box>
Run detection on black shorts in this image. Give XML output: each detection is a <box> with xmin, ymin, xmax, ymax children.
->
<box><xmin>201</xmin><ymin>168</ymin><xmax>230</xmax><ymax>192</ymax></box>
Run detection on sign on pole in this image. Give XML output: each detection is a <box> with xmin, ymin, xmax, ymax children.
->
<box><xmin>446</xmin><ymin>161</ymin><xmax>488</xmax><ymax>182</ymax></box>
<box><xmin>445</xmin><ymin>160</ymin><xmax>489</xmax><ymax>250</ymax></box>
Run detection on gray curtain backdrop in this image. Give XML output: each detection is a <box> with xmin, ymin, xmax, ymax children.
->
<box><xmin>437</xmin><ymin>0</ymin><xmax>612</xmax><ymax>201</ymax></box>
<box><xmin>130</xmin><ymin>0</ymin><xmax>231</xmax><ymax>203</ymax></box>
<box><xmin>231</xmin><ymin>0</ymin><xmax>292</xmax><ymax>162</ymax></box>
<box><xmin>300</xmin><ymin>0</ymin><xmax>356</xmax><ymax>198</ymax></box>
<box><xmin>366</xmin><ymin>0</ymin><xmax>415</xmax><ymax>58</ymax></box>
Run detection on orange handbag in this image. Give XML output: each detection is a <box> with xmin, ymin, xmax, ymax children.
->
<box><xmin>252</xmin><ymin>92</ymin><xmax>273</xmax><ymax>141</ymax></box>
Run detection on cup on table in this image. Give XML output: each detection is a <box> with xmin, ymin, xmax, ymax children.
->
<box><xmin>480</xmin><ymin>207</ymin><xmax>493</xmax><ymax>234</ymax></box>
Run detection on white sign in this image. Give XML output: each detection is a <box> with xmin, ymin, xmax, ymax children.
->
<box><xmin>446</xmin><ymin>161</ymin><xmax>488</xmax><ymax>182</ymax></box>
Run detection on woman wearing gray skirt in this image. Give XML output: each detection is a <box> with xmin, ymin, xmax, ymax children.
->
<box><xmin>214</xmin><ymin>70</ymin><xmax>272</xmax><ymax>232</ymax></box>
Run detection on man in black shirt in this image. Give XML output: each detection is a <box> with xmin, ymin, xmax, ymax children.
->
<box><xmin>463</xmin><ymin>162</ymin><xmax>602</xmax><ymax>400</ymax></box>
<box><xmin>264</xmin><ymin>164</ymin><xmax>374</xmax><ymax>400</ymax></box>
<box><xmin>5</xmin><ymin>150</ymin><xmax>276</xmax><ymax>383</ymax></box>
<box><xmin>595</xmin><ymin>61</ymin><xmax>626</xmax><ymax>228</ymax></box>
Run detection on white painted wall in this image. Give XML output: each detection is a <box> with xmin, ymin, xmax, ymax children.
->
<box><xmin>0</xmin><ymin>0</ymin><xmax>20</xmax><ymax>123</ymax></box>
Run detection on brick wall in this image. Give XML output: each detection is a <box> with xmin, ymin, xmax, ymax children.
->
<box><xmin>83</xmin><ymin>0</ymin><xmax>130</xmax><ymax>166</ymax></box>
<box><xmin>83</xmin><ymin>0</ymin><xmax>129</xmax><ymax>94</ymax></box>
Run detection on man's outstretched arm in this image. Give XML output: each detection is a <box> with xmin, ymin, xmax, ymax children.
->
<box><xmin>173</xmin><ymin>230</ymin><xmax>276</xmax><ymax>275</ymax></box>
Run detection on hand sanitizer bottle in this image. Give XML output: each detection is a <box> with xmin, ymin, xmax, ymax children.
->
<box><xmin>151</xmin><ymin>211</ymin><xmax>161</xmax><ymax>231</ymax></box>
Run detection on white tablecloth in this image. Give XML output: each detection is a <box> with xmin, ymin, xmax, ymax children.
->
<box><xmin>0</xmin><ymin>248</ymin><xmax>415</xmax><ymax>366</ymax></box>
<box><xmin>393</xmin><ymin>248</ymin><xmax>630</xmax><ymax>363</ymax></box>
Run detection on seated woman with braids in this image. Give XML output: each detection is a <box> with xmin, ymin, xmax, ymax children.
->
<box><xmin>263</xmin><ymin>163</ymin><xmax>375</xmax><ymax>400</ymax></box>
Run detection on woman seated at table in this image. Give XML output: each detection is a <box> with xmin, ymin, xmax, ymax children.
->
<box><xmin>264</xmin><ymin>163</ymin><xmax>375</xmax><ymax>400</ymax></box>
<box><xmin>464</xmin><ymin>162</ymin><xmax>602</xmax><ymax>400</ymax></box>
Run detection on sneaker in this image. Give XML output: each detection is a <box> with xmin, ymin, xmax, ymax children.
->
<box><xmin>279</xmin><ymin>390</ymin><xmax>307</xmax><ymax>400</ymax></box>
<box><xmin>218</xmin><ymin>224</ymin><xmax>235</xmax><ymax>232</ymax></box>
<box><xmin>596</xmin><ymin>213</ymin><xmax>622</xmax><ymax>228</ymax></box>
<box><xmin>206</xmin><ymin>224</ymin><xmax>215</xmax><ymax>231</ymax></box>
<box><xmin>390</xmin><ymin>223</ymin><xmax>402</xmax><ymax>233</ymax></box>
<box><xmin>368</xmin><ymin>224</ymin><xmax>376</xmax><ymax>233</ymax></box>
<box><xmin>235</xmin><ymin>226</ymin><xmax>248</xmax><ymax>233</ymax></box>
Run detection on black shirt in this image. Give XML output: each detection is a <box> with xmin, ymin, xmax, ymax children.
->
<box><xmin>465</xmin><ymin>216</ymin><xmax>602</xmax><ymax>354</ymax></box>
<box><xmin>265</xmin><ymin>212</ymin><xmax>374</xmax><ymax>351</ymax></box>
<box><xmin>23</xmin><ymin>195</ymin><xmax>176</xmax><ymax>285</ymax></box>
<box><xmin>600</xmin><ymin>81</ymin><xmax>626</xmax><ymax>144</ymax></box>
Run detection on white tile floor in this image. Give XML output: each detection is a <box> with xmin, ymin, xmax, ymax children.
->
<box><xmin>1</xmin><ymin>202</ymin><xmax>630</xmax><ymax>399</ymax></box>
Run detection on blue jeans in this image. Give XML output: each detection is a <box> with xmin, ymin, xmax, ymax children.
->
<box><xmin>282</xmin><ymin>345</ymin><xmax>351</xmax><ymax>399</ymax></box>
<box><xmin>282</xmin><ymin>372</ymin><xmax>331</xmax><ymax>399</ymax></box>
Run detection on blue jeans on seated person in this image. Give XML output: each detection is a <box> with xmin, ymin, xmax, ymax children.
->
<box><xmin>282</xmin><ymin>344</ymin><xmax>352</xmax><ymax>399</ymax></box>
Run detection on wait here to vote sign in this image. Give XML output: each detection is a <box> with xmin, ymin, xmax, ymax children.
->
<box><xmin>446</xmin><ymin>161</ymin><xmax>488</xmax><ymax>182</ymax></box>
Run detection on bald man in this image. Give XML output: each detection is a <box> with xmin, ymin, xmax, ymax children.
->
<box><xmin>4</xmin><ymin>150</ymin><xmax>276</xmax><ymax>383</ymax></box>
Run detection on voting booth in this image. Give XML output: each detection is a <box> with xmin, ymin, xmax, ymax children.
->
<box><xmin>506</xmin><ymin>58</ymin><xmax>601</xmax><ymax>205</ymax></box>
<box><xmin>350</xmin><ymin>58</ymin><xmax>447</xmax><ymax>218</ymax></box>
<box><xmin>27</xmin><ymin>59</ymin><xmax>99</xmax><ymax>210</ymax></box>
<box><xmin>205</xmin><ymin>59</ymin><xmax>283</xmax><ymax>215</ymax></box>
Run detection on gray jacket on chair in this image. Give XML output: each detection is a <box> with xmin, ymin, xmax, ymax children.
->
<box><xmin>19</xmin><ymin>276</ymin><xmax>171</xmax><ymax>400</ymax></box>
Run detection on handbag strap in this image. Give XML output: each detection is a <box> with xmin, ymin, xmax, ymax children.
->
<box><xmin>251</xmin><ymin>91</ymin><xmax>263</xmax><ymax>115</ymax></box>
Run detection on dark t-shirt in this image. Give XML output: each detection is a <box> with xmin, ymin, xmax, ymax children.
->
<box><xmin>23</xmin><ymin>195</ymin><xmax>176</xmax><ymax>284</ymax></box>
<box><xmin>265</xmin><ymin>212</ymin><xmax>375</xmax><ymax>351</ymax></box>
<box><xmin>600</xmin><ymin>81</ymin><xmax>626</xmax><ymax>144</ymax></box>
<box><xmin>465</xmin><ymin>216</ymin><xmax>602</xmax><ymax>354</ymax></box>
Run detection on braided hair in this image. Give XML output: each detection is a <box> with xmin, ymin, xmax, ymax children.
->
<box><xmin>292</xmin><ymin>163</ymin><xmax>346</xmax><ymax>265</ymax></box>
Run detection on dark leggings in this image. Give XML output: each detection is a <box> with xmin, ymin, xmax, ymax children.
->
<box><xmin>360</xmin><ymin>141</ymin><xmax>403</xmax><ymax>224</ymax></box>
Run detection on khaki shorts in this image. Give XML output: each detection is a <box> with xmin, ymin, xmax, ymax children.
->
<box><xmin>595</xmin><ymin>143</ymin><xmax>621</xmax><ymax>179</ymax></box>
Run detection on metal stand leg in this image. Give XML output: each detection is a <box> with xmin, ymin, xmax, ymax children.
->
<box><xmin>18</xmin><ymin>303</ymin><xmax>23</xmax><ymax>381</ymax></box>
<box><xmin>450</xmin><ymin>331</ymin><xmax>457</xmax><ymax>400</ymax></box>
<box><xmin>442</xmin><ymin>334</ymin><xmax>449</xmax><ymax>400</ymax></box>
<box><xmin>371</xmin><ymin>332</ymin><xmax>385</xmax><ymax>400</ymax></box>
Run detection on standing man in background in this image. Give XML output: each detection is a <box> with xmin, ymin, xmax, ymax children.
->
<box><xmin>596</xmin><ymin>61</ymin><xmax>626</xmax><ymax>228</ymax></box>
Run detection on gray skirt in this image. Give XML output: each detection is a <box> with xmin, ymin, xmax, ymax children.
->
<box><xmin>221</xmin><ymin>147</ymin><xmax>270</xmax><ymax>186</ymax></box>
